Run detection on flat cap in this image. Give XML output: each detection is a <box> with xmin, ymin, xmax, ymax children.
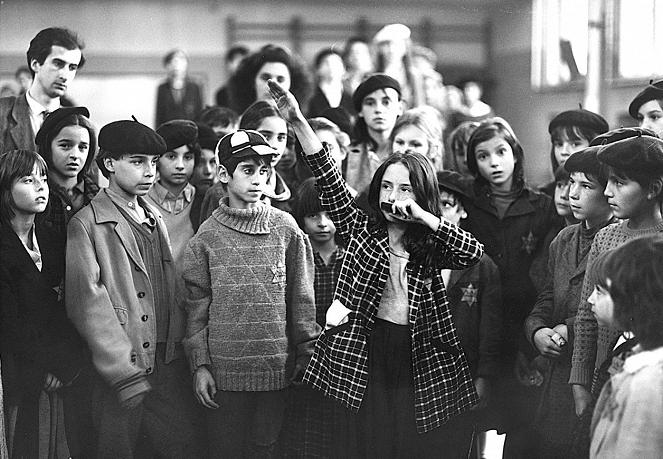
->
<box><xmin>196</xmin><ymin>122</ymin><xmax>219</xmax><ymax>151</ymax></box>
<box><xmin>99</xmin><ymin>118</ymin><xmax>166</xmax><ymax>155</ymax></box>
<box><xmin>436</xmin><ymin>170</ymin><xmax>472</xmax><ymax>200</ymax></box>
<box><xmin>373</xmin><ymin>23</ymin><xmax>411</xmax><ymax>44</ymax></box>
<box><xmin>156</xmin><ymin>119</ymin><xmax>198</xmax><ymax>151</ymax></box>
<box><xmin>352</xmin><ymin>73</ymin><xmax>401</xmax><ymax>112</ymax></box>
<box><xmin>548</xmin><ymin>108</ymin><xmax>609</xmax><ymax>135</ymax></box>
<box><xmin>597</xmin><ymin>134</ymin><xmax>663</xmax><ymax>175</ymax></box>
<box><xmin>628</xmin><ymin>79</ymin><xmax>663</xmax><ymax>119</ymax></box>
<box><xmin>35</xmin><ymin>106</ymin><xmax>90</xmax><ymax>146</ymax></box>
<box><xmin>589</xmin><ymin>127</ymin><xmax>658</xmax><ymax>147</ymax></box>
<box><xmin>216</xmin><ymin>129</ymin><xmax>276</xmax><ymax>165</ymax></box>
<box><xmin>564</xmin><ymin>145</ymin><xmax>607</xmax><ymax>184</ymax></box>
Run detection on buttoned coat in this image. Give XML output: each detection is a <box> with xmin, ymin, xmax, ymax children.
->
<box><xmin>0</xmin><ymin>95</ymin><xmax>36</xmax><ymax>153</ymax></box>
<box><xmin>65</xmin><ymin>190</ymin><xmax>185</xmax><ymax>402</ymax></box>
<box><xmin>302</xmin><ymin>149</ymin><xmax>483</xmax><ymax>433</ymax></box>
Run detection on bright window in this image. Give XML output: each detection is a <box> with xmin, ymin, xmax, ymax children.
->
<box><xmin>616</xmin><ymin>0</ymin><xmax>663</xmax><ymax>79</ymax></box>
<box><xmin>532</xmin><ymin>0</ymin><xmax>589</xmax><ymax>88</ymax></box>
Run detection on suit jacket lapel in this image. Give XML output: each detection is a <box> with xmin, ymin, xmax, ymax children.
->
<box><xmin>10</xmin><ymin>95</ymin><xmax>36</xmax><ymax>150</ymax></box>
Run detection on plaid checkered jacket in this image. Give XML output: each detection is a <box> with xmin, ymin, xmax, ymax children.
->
<box><xmin>302</xmin><ymin>148</ymin><xmax>484</xmax><ymax>433</ymax></box>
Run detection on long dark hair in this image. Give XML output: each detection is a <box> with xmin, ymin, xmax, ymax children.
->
<box><xmin>367</xmin><ymin>151</ymin><xmax>442</xmax><ymax>271</ymax></box>
<box><xmin>36</xmin><ymin>113</ymin><xmax>97</xmax><ymax>182</ymax></box>
<box><xmin>0</xmin><ymin>150</ymin><xmax>48</xmax><ymax>225</ymax></box>
<box><xmin>228</xmin><ymin>44</ymin><xmax>312</xmax><ymax>114</ymax></box>
<box><xmin>466</xmin><ymin>117</ymin><xmax>525</xmax><ymax>192</ymax></box>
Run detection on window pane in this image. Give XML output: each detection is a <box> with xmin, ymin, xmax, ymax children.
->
<box><xmin>618</xmin><ymin>0</ymin><xmax>663</xmax><ymax>78</ymax></box>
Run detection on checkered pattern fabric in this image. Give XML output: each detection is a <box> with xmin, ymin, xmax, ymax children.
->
<box><xmin>313</xmin><ymin>247</ymin><xmax>345</xmax><ymax>327</ymax></box>
<box><xmin>302</xmin><ymin>147</ymin><xmax>483</xmax><ymax>433</ymax></box>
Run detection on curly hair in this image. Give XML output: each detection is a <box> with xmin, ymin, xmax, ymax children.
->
<box><xmin>228</xmin><ymin>44</ymin><xmax>313</xmax><ymax>114</ymax></box>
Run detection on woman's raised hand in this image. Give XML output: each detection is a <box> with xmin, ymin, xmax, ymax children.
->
<box><xmin>268</xmin><ymin>79</ymin><xmax>302</xmax><ymax>123</ymax></box>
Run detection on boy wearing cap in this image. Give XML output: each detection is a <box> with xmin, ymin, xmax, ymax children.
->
<box><xmin>146</xmin><ymin>119</ymin><xmax>199</xmax><ymax>266</ymax></box>
<box><xmin>628</xmin><ymin>79</ymin><xmax>663</xmax><ymax>137</ymax></box>
<box><xmin>436</xmin><ymin>171</ymin><xmax>502</xmax><ymax>436</ymax></box>
<box><xmin>65</xmin><ymin>119</ymin><xmax>201</xmax><ymax>457</ymax></box>
<box><xmin>345</xmin><ymin>73</ymin><xmax>403</xmax><ymax>193</ymax></box>
<box><xmin>569</xmin><ymin>129</ymin><xmax>663</xmax><ymax>419</ymax></box>
<box><xmin>524</xmin><ymin>146</ymin><xmax>615</xmax><ymax>456</ymax></box>
<box><xmin>182</xmin><ymin>129</ymin><xmax>319</xmax><ymax>457</ymax></box>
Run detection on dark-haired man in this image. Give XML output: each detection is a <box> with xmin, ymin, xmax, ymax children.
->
<box><xmin>0</xmin><ymin>27</ymin><xmax>85</xmax><ymax>153</ymax></box>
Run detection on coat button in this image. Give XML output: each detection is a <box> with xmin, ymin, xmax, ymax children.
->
<box><xmin>141</xmin><ymin>315</ymin><xmax>148</xmax><ymax>322</ymax></box>
<box><xmin>143</xmin><ymin>342</ymin><xmax>150</xmax><ymax>348</ymax></box>
<box><xmin>130</xmin><ymin>354</ymin><xmax>137</xmax><ymax>363</ymax></box>
<box><xmin>135</xmin><ymin>265</ymin><xmax>140</xmax><ymax>271</ymax></box>
<box><xmin>146</xmin><ymin>367</ymin><xmax>153</xmax><ymax>375</ymax></box>
<box><xmin>137</xmin><ymin>292</ymin><xmax>145</xmax><ymax>298</ymax></box>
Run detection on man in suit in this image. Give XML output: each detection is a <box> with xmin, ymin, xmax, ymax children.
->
<box><xmin>0</xmin><ymin>27</ymin><xmax>85</xmax><ymax>153</ymax></box>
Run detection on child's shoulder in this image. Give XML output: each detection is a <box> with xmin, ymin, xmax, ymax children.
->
<box><xmin>523</xmin><ymin>185</ymin><xmax>553</xmax><ymax>208</ymax></box>
<box><xmin>269</xmin><ymin>207</ymin><xmax>302</xmax><ymax>233</ymax></box>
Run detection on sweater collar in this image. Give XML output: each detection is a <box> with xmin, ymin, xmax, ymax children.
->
<box><xmin>213</xmin><ymin>197</ymin><xmax>271</xmax><ymax>234</ymax></box>
<box><xmin>623</xmin><ymin>345</ymin><xmax>663</xmax><ymax>374</ymax></box>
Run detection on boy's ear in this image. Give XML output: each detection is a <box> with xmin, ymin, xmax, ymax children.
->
<box><xmin>458</xmin><ymin>203</ymin><xmax>468</xmax><ymax>220</ymax></box>
<box><xmin>647</xmin><ymin>177</ymin><xmax>663</xmax><ymax>200</ymax></box>
<box><xmin>103</xmin><ymin>157</ymin><xmax>116</xmax><ymax>174</ymax></box>
<box><xmin>218</xmin><ymin>164</ymin><xmax>230</xmax><ymax>184</ymax></box>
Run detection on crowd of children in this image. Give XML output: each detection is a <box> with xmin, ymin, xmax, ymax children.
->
<box><xmin>2</xmin><ymin>24</ymin><xmax>663</xmax><ymax>459</ymax></box>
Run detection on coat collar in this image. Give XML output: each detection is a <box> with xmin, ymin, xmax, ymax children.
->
<box><xmin>9</xmin><ymin>94</ymin><xmax>35</xmax><ymax>150</ymax></box>
<box><xmin>89</xmin><ymin>190</ymin><xmax>173</xmax><ymax>273</ymax></box>
<box><xmin>473</xmin><ymin>186</ymin><xmax>539</xmax><ymax>218</ymax></box>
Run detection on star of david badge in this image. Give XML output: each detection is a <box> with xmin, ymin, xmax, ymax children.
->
<box><xmin>521</xmin><ymin>231</ymin><xmax>537</xmax><ymax>255</ymax></box>
<box><xmin>271</xmin><ymin>261</ymin><xmax>287</xmax><ymax>288</ymax></box>
<box><xmin>460</xmin><ymin>283</ymin><xmax>478</xmax><ymax>307</ymax></box>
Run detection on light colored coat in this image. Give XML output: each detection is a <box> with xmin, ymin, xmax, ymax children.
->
<box><xmin>66</xmin><ymin>190</ymin><xmax>185</xmax><ymax>402</ymax></box>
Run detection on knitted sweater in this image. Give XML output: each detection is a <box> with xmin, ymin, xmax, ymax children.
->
<box><xmin>182</xmin><ymin>198</ymin><xmax>319</xmax><ymax>391</ymax></box>
<box><xmin>569</xmin><ymin>220</ymin><xmax>663</xmax><ymax>387</ymax></box>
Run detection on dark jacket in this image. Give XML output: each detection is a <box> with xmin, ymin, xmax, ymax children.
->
<box><xmin>305</xmin><ymin>86</ymin><xmax>355</xmax><ymax>118</ymax></box>
<box><xmin>0</xmin><ymin>94</ymin><xmax>35</xmax><ymax>153</ymax></box>
<box><xmin>447</xmin><ymin>254</ymin><xmax>503</xmax><ymax>379</ymax></box>
<box><xmin>155</xmin><ymin>79</ymin><xmax>203</xmax><ymax>126</ymax></box>
<box><xmin>0</xmin><ymin>222</ymin><xmax>85</xmax><ymax>402</ymax></box>
<box><xmin>463</xmin><ymin>186</ymin><xmax>556</xmax><ymax>353</ymax></box>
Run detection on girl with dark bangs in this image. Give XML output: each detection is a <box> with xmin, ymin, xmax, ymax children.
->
<box><xmin>270</xmin><ymin>79</ymin><xmax>484</xmax><ymax>458</ymax></box>
<box><xmin>587</xmin><ymin>235</ymin><xmax>663</xmax><ymax>457</ymax></box>
<box><xmin>0</xmin><ymin>149</ymin><xmax>85</xmax><ymax>458</ymax></box>
<box><xmin>462</xmin><ymin>117</ymin><xmax>557</xmax><ymax>457</ymax></box>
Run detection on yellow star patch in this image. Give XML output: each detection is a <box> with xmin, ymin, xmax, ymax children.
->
<box><xmin>521</xmin><ymin>231</ymin><xmax>538</xmax><ymax>255</ymax></box>
<box><xmin>460</xmin><ymin>283</ymin><xmax>478</xmax><ymax>307</ymax></box>
<box><xmin>271</xmin><ymin>261</ymin><xmax>287</xmax><ymax>288</ymax></box>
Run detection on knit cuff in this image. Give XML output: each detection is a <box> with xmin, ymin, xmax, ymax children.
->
<box><xmin>113</xmin><ymin>372</ymin><xmax>151</xmax><ymax>404</ymax></box>
<box><xmin>568</xmin><ymin>365</ymin><xmax>592</xmax><ymax>387</ymax></box>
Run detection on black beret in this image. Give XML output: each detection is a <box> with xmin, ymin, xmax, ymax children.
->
<box><xmin>589</xmin><ymin>127</ymin><xmax>658</xmax><ymax>147</ymax></box>
<box><xmin>99</xmin><ymin>119</ymin><xmax>166</xmax><ymax>155</ymax></box>
<box><xmin>436</xmin><ymin>170</ymin><xmax>471</xmax><ymax>200</ymax></box>
<box><xmin>156</xmin><ymin>119</ymin><xmax>198</xmax><ymax>151</ymax></box>
<box><xmin>35</xmin><ymin>106</ymin><xmax>90</xmax><ymax>146</ymax></box>
<box><xmin>628</xmin><ymin>79</ymin><xmax>663</xmax><ymax>119</ymax></box>
<box><xmin>548</xmin><ymin>108</ymin><xmax>609</xmax><ymax>135</ymax></box>
<box><xmin>352</xmin><ymin>73</ymin><xmax>401</xmax><ymax>112</ymax></box>
<box><xmin>196</xmin><ymin>122</ymin><xmax>219</xmax><ymax>151</ymax></box>
<box><xmin>597</xmin><ymin>135</ymin><xmax>663</xmax><ymax>175</ymax></box>
<box><xmin>564</xmin><ymin>145</ymin><xmax>603</xmax><ymax>177</ymax></box>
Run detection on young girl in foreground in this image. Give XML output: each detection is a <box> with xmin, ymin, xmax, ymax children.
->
<box><xmin>269</xmin><ymin>80</ymin><xmax>484</xmax><ymax>458</ymax></box>
<box><xmin>588</xmin><ymin>234</ymin><xmax>663</xmax><ymax>458</ymax></box>
<box><xmin>0</xmin><ymin>150</ymin><xmax>84</xmax><ymax>458</ymax></box>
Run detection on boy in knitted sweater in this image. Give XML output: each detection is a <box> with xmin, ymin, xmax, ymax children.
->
<box><xmin>182</xmin><ymin>129</ymin><xmax>320</xmax><ymax>458</ymax></box>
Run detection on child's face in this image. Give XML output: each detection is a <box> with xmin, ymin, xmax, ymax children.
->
<box><xmin>158</xmin><ymin>145</ymin><xmax>194</xmax><ymax>189</ymax></box>
<box><xmin>317</xmin><ymin>53</ymin><xmax>345</xmax><ymax>81</ymax></box>
<box><xmin>50</xmin><ymin>124</ymin><xmax>90</xmax><ymax>181</ymax></box>
<box><xmin>588</xmin><ymin>281</ymin><xmax>615</xmax><ymax>327</ymax></box>
<box><xmin>303</xmin><ymin>211</ymin><xmax>337</xmax><ymax>245</ymax></box>
<box><xmin>554</xmin><ymin>179</ymin><xmax>572</xmax><ymax>217</ymax></box>
<box><xmin>439</xmin><ymin>190</ymin><xmax>466</xmax><ymax>226</ymax></box>
<box><xmin>221</xmin><ymin>158</ymin><xmax>270</xmax><ymax>209</ymax></box>
<box><xmin>474</xmin><ymin>136</ymin><xmax>516</xmax><ymax>191</ymax></box>
<box><xmin>637</xmin><ymin>100</ymin><xmax>663</xmax><ymax>137</ymax></box>
<box><xmin>106</xmin><ymin>154</ymin><xmax>158</xmax><ymax>198</ymax></box>
<box><xmin>257</xmin><ymin>116</ymin><xmax>288</xmax><ymax>166</ymax></box>
<box><xmin>254</xmin><ymin>61</ymin><xmax>291</xmax><ymax>101</ymax></box>
<box><xmin>315</xmin><ymin>129</ymin><xmax>346</xmax><ymax>171</ymax></box>
<box><xmin>11</xmin><ymin>163</ymin><xmax>49</xmax><ymax>217</ymax></box>
<box><xmin>379</xmin><ymin>162</ymin><xmax>414</xmax><ymax>223</ymax></box>
<box><xmin>553</xmin><ymin>132</ymin><xmax>589</xmax><ymax>166</ymax></box>
<box><xmin>346</xmin><ymin>41</ymin><xmax>372</xmax><ymax>73</ymax></box>
<box><xmin>604</xmin><ymin>173</ymin><xmax>648</xmax><ymax>219</ymax></box>
<box><xmin>392</xmin><ymin>124</ymin><xmax>430</xmax><ymax>157</ymax></box>
<box><xmin>360</xmin><ymin>88</ymin><xmax>402</xmax><ymax>134</ymax></box>
<box><xmin>191</xmin><ymin>148</ymin><xmax>218</xmax><ymax>193</ymax></box>
<box><xmin>568</xmin><ymin>172</ymin><xmax>611</xmax><ymax>226</ymax></box>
